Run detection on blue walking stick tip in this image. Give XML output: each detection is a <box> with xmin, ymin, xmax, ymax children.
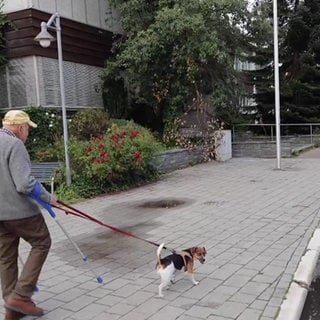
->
<box><xmin>97</xmin><ymin>276</ymin><xmax>103</xmax><ymax>283</ymax></box>
<box><xmin>33</xmin><ymin>285</ymin><xmax>39</xmax><ymax>292</ymax></box>
<box><xmin>82</xmin><ymin>256</ymin><xmax>88</xmax><ymax>261</ymax></box>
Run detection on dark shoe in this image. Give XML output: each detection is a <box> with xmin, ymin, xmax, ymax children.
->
<box><xmin>4</xmin><ymin>310</ymin><xmax>24</xmax><ymax>320</ymax></box>
<box><xmin>5</xmin><ymin>297</ymin><xmax>43</xmax><ymax>316</ymax></box>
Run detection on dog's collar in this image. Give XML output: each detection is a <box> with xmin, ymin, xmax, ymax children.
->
<box><xmin>175</xmin><ymin>251</ymin><xmax>192</xmax><ymax>271</ymax></box>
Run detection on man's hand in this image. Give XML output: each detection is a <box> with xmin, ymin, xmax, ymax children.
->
<box><xmin>50</xmin><ymin>194</ymin><xmax>58</xmax><ymax>206</ymax></box>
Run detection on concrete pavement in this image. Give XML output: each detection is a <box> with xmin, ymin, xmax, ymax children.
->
<box><xmin>5</xmin><ymin>152</ymin><xmax>320</xmax><ymax>320</ymax></box>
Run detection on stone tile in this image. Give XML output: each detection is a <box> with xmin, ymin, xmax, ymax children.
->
<box><xmin>148</xmin><ymin>306</ymin><xmax>185</xmax><ymax>320</ymax></box>
<box><xmin>211</xmin><ymin>301</ymin><xmax>248</xmax><ymax>318</ymax></box>
<box><xmin>184</xmin><ymin>305</ymin><xmax>215</xmax><ymax>319</ymax></box>
<box><xmin>237</xmin><ymin>308</ymin><xmax>262</xmax><ymax>320</ymax></box>
<box><xmin>69</xmin><ymin>303</ymin><xmax>107</xmax><ymax>320</ymax></box>
<box><xmin>62</xmin><ymin>295</ymin><xmax>97</xmax><ymax>312</ymax></box>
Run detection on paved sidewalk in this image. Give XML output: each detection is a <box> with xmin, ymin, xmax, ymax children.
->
<box><xmin>5</xmin><ymin>154</ymin><xmax>320</xmax><ymax>320</ymax></box>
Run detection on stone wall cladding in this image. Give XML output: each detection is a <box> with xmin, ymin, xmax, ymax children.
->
<box><xmin>232</xmin><ymin>135</ymin><xmax>320</xmax><ymax>158</ymax></box>
<box><xmin>152</xmin><ymin>148</ymin><xmax>204</xmax><ymax>173</ymax></box>
<box><xmin>232</xmin><ymin>141</ymin><xmax>292</xmax><ymax>158</ymax></box>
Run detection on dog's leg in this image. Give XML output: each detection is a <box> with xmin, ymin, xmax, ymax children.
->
<box><xmin>158</xmin><ymin>267</ymin><xmax>173</xmax><ymax>297</ymax></box>
<box><xmin>159</xmin><ymin>277</ymin><xmax>172</xmax><ymax>297</ymax></box>
<box><xmin>170</xmin><ymin>272</ymin><xmax>176</xmax><ymax>284</ymax></box>
<box><xmin>188</xmin><ymin>272</ymin><xmax>199</xmax><ymax>285</ymax></box>
<box><xmin>186</xmin><ymin>263</ymin><xmax>199</xmax><ymax>285</ymax></box>
<box><xmin>158</xmin><ymin>282</ymin><xmax>165</xmax><ymax>298</ymax></box>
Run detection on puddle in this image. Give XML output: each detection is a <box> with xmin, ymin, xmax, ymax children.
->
<box><xmin>138</xmin><ymin>198</ymin><xmax>187</xmax><ymax>209</ymax></box>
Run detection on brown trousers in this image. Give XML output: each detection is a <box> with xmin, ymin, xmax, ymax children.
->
<box><xmin>0</xmin><ymin>214</ymin><xmax>51</xmax><ymax>300</ymax></box>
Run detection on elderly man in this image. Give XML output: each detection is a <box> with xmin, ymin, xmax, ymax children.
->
<box><xmin>0</xmin><ymin>110</ymin><xmax>57</xmax><ymax>320</ymax></box>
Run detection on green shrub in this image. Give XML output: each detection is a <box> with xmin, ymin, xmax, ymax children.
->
<box><xmin>55</xmin><ymin>120</ymin><xmax>165</xmax><ymax>199</ymax></box>
<box><xmin>0</xmin><ymin>2</ymin><xmax>9</xmax><ymax>67</ymax></box>
<box><xmin>69</xmin><ymin>108</ymin><xmax>110</xmax><ymax>140</ymax></box>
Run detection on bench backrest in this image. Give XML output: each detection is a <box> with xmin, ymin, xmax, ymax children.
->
<box><xmin>31</xmin><ymin>162</ymin><xmax>60</xmax><ymax>183</ymax></box>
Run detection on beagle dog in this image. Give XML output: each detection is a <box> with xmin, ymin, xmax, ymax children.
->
<box><xmin>156</xmin><ymin>242</ymin><xmax>206</xmax><ymax>297</ymax></box>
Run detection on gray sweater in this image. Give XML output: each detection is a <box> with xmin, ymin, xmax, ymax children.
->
<box><xmin>0</xmin><ymin>129</ymin><xmax>52</xmax><ymax>220</ymax></box>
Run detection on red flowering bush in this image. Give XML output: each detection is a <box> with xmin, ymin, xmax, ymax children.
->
<box><xmin>60</xmin><ymin>121</ymin><xmax>164</xmax><ymax>198</ymax></box>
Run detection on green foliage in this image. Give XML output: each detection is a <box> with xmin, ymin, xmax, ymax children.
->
<box><xmin>279</xmin><ymin>0</ymin><xmax>320</xmax><ymax>124</ymax></box>
<box><xmin>246</xmin><ymin>1</ymin><xmax>274</xmax><ymax>65</ymax></box>
<box><xmin>53</xmin><ymin>182</ymin><xmax>82</xmax><ymax>203</ymax></box>
<box><xmin>246</xmin><ymin>0</ymin><xmax>320</xmax><ymax>125</ymax></box>
<box><xmin>55</xmin><ymin>120</ymin><xmax>164</xmax><ymax>199</ymax></box>
<box><xmin>104</xmin><ymin>0</ymin><xmax>249</xmax><ymax>130</ymax></box>
<box><xmin>24</xmin><ymin>107</ymin><xmax>62</xmax><ymax>160</ymax></box>
<box><xmin>0</xmin><ymin>1</ymin><xmax>9</xmax><ymax>67</ymax></box>
<box><xmin>69</xmin><ymin>108</ymin><xmax>110</xmax><ymax>140</ymax></box>
<box><xmin>243</xmin><ymin>0</ymin><xmax>277</xmax><ymax>123</ymax></box>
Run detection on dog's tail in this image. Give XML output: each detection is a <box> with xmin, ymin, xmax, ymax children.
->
<box><xmin>157</xmin><ymin>243</ymin><xmax>165</xmax><ymax>264</ymax></box>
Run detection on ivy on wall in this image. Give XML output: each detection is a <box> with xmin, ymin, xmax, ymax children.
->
<box><xmin>0</xmin><ymin>0</ymin><xmax>9</xmax><ymax>67</ymax></box>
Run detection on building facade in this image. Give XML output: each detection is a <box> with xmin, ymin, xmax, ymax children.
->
<box><xmin>0</xmin><ymin>0</ymin><xmax>121</xmax><ymax>111</ymax></box>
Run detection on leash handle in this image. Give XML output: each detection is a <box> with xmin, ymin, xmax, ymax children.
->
<box><xmin>28</xmin><ymin>182</ymin><xmax>56</xmax><ymax>217</ymax></box>
<box><xmin>29</xmin><ymin>195</ymin><xmax>56</xmax><ymax>218</ymax></box>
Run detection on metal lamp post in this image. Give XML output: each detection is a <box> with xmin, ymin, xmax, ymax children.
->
<box><xmin>34</xmin><ymin>13</ymin><xmax>72</xmax><ymax>186</ymax></box>
<box><xmin>273</xmin><ymin>0</ymin><xmax>281</xmax><ymax>169</ymax></box>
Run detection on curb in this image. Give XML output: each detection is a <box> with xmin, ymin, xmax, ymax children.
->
<box><xmin>291</xmin><ymin>144</ymin><xmax>315</xmax><ymax>156</ymax></box>
<box><xmin>276</xmin><ymin>229</ymin><xmax>320</xmax><ymax>320</ymax></box>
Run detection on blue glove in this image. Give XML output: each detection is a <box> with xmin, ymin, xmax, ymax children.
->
<box><xmin>29</xmin><ymin>182</ymin><xmax>56</xmax><ymax>218</ymax></box>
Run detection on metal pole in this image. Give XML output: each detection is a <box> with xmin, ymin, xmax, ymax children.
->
<box><xmin>273</xmin><ymin>0</ymin><xmax>281</xmax><ymax>169</ymax></box>
<box><xmin>55</xmin><ymin>15</ymin><xmax>72</xmax><ymax>185</ymax></box>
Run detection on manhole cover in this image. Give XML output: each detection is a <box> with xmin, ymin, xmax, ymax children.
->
<box><xmin>139</xmin><ymin>199</ymin><xmax>186</xmax><ymax>209</ymax></box>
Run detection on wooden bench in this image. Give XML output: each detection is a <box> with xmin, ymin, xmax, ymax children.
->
<box><xmin>31</xmin><ymin>162</ymin><xmax>60</xmax><ymax>193</ymax></box>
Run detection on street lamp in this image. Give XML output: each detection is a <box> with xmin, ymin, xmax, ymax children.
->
<box><xmin>34</xmin><ymin>13</ymin><xmax>72</xmax><ymax>186</ymax></box>
<box><xmin>273</xmin><ymin>0</ymin><xmax>281</xmax><ymax>169</ymax></box>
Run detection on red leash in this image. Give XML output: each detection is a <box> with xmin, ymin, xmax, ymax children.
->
<box><xmin>54</xmin><ymin>200</ymin><xmax>173</xmax><ymax>252</ymax></box>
